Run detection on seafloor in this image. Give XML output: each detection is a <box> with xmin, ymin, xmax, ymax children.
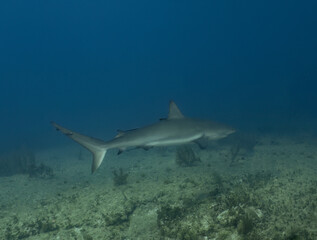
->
<box><xmin>0</xmin><ymin>133</ymin><xmax>316</xmax><ymax>240</ymax></box>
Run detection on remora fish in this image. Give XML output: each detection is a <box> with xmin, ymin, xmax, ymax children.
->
<box><xmin>51</xmin><ymin>101</ymin><xmax>235</xmax><ymax>173</ymax></box>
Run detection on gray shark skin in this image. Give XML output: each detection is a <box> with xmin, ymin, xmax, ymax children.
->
<box><xmin>51</xmin><ymin>101</ymin><xmax>235</xmax><ymax>173</ymax></box>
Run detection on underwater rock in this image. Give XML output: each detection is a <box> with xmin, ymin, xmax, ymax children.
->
<box><xmin>112</xmin><ymin>168</ymin><xmax>129</xmax><ymax>186</ymax></box>
<box><xmin>5</xmin><ymin>215</ymin><xmax>59</xmax><ymax>239</ymax></box>
<box><xmin>217</xmin><ymin>205</ymin><xmax>263</xmax><ymax>237</ymax></box>
<box><xmin>103</xmin><ymin>200</ymin><xmax>137</xmax><ymax>226</ymax></box>
<box><xmin>237</xmin><ymin>215</ymin><xmax>253</xmax><ymax>235</ymax></box>
<box><xmin>28</xmin><ymin>163</ymin><xmax>54</xmax><ymax>179</ymax></box>
<box><xmin>157</xmin><ymin>205</ymin><xmax>186</xmax><ymax>238</ymax></box>
<box><xmin>0</xmin><ymin>147</ymin><xmax>53</xmax><ymax>178</ymax></box>
<box><xmin>224</xmin><ymin>132</ymin><xmax>258</xmax><ymax>166</ymax></box>
<box><xmin>237</xmin><ymin>207</ymin><xmax>264</xmax><ymax>236</ymax></box>
<box><xmin>156</xmin><ymin>203</ymin><xmax>216</xmax><ymax>240</ymax></box>
<box><xmin>0</xmin><ymin>147</ymin><xmax>35</xmax><ymax>176</ymax></box>
<box><xmin>217</xmin><ymin>209</ymin><xmax>240</xmax><ymax>227</ymax></box>
<box><xmin>284</xmin><ymin>227</ymin><xmax>311</xmax><ymax>240</ymax></box>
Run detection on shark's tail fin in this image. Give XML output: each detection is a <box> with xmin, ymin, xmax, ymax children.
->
<box><xmin>51</xmin><ymin>122</ymin><xmax>107</xmax><ymax>173</ymax></box>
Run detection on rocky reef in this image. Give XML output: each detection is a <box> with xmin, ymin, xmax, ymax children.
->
<box><xmin>0</xmin><ymin>135</ymin><xmax>316</xmax><ymax>239</ymax></box>
<box><xmin>112</xmin><ymin>168</ymin><xmax>129</xmax><ymax>186</ymax></box>
<box><xmin>175</xmin><ymin>145</ymin><xmax>201</xmax><ymax>167</ymax></box>
<box><xmin>0</xmin><ymin>147</ymin><xmax>53</xmax><ymax>178</ymax></box>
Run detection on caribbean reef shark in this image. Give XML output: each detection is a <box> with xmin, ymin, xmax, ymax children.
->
<box><xmin>51</xmin><ymin>101</ymin><xmax>235</xmax><ymax>173</ymax></box>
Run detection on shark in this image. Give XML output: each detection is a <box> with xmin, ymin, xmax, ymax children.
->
<box><xmin>51</xmin><ymin>101</ymin><xmax>235</xmax><ymax>173</ymax></box>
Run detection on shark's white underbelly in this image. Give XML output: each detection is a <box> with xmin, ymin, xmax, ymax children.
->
<box><xmin>145</xmin><ymin>133</ymin><xmax>203</xmax><ymax>146</ymax></box>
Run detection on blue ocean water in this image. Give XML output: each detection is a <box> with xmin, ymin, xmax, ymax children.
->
<box><xmin>0</xmin><ymin>1</ymin><xmax>316</xmax><ymax>239</ymax></box>
<box><xmin>0</xmin><ymin>0</ymin><xmax>316</xmax><ymax>150</ymax></box>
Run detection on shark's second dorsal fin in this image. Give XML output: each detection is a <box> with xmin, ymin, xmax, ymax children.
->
<box><xmin>115</xmin><ymin>128</ymin><xmax>138</xmax><ymax>138</ymax></box>
<box><xmin>115</xmin><ymin>130</ymin><xmax>125</xmax><ymax>138</ymax></box>
<box><xmin>168</xmin><ymin>101</ymin><xmax>184</xmax><ymax>119</ymax></box>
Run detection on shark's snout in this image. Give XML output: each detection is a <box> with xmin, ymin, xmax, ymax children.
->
<box><xmin>203</xmin><ymin>124</ymin><xmax>235</xmax><ymax>140</ymax></box>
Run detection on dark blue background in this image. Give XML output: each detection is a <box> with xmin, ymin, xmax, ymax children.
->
<box><xmin>0</xmin><ymin>0</ymin><xmax>316</xmax><ymax>150</ymax></box>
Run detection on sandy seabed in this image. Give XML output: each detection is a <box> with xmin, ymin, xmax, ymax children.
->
<box><xmin>0</xmin><ymin>134</ymin><xmax>316</xmax><ymax>240</ymax></box>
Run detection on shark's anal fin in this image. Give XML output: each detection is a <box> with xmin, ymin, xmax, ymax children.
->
<box><xmin>117</xmin><ymin>148</ymin><xmax>125</xmax><ymax>155</ymax></box>
<box><xmin>142</xmin><ymin>146</ymin><xmax>152</xmax><ymax>151</ymax></box>
<box><xmin>194</xmin><ymin>138</ymin><xmax>208</xmax><ymax>149</ymax></box>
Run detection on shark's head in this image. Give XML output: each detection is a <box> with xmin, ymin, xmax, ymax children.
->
<box><xmin>168</xmin><ymin>101</ymin><xmax>235</xmax><ymax>140</ymax></box>
<box><xmin>200</xmin><ymin>120</ymin><xmax>235</xmax><ymax>140</ymax></box>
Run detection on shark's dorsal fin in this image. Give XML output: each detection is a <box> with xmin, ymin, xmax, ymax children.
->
<box><xmin>168</xmin><ymin>101</ymin><xmax>184</xmax><ymax>119</ymax></box>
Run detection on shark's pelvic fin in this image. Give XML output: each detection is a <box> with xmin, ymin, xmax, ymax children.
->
<box><xmin>51</xmin><ymin>122</ymin><xmax>107</xmax><ymax>173</ymax></box>
<box><xmin>168</xmin><ymin>101</ymin><xmax>184</xmax><ymax>119</ymax></box>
